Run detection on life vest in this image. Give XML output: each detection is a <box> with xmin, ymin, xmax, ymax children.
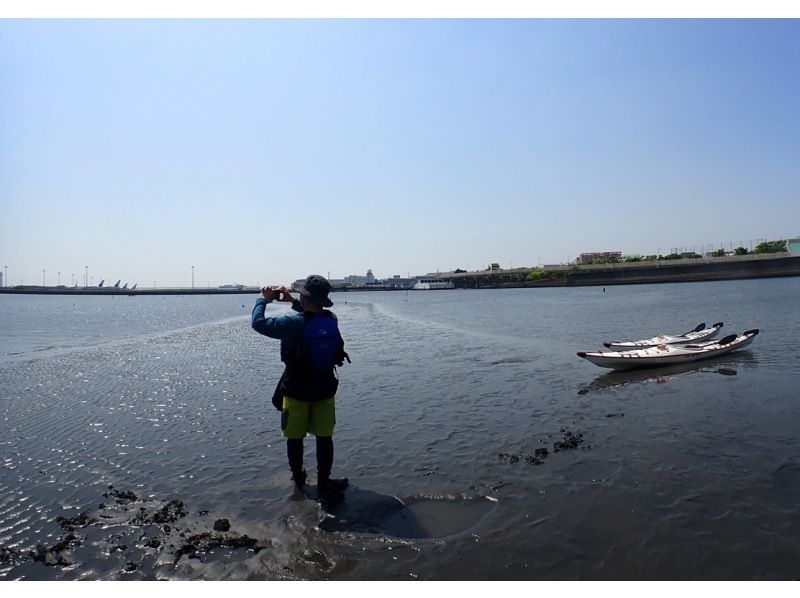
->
<box><xmin>276</xmin><ymin>311</ymin><xmax>350</xmax><ymax>404</ymax></box>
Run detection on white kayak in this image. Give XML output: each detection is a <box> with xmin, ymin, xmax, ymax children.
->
<box><xmin>603</xmin><ymin>322</ymin><xmax>723</xmax><ymax>351</ymax></box>
<box><xmin>578</xmin><ymin>329</ymin><xmax>759</xmax><ymax>370</ymax></box>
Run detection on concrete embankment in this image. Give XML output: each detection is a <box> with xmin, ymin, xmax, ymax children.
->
<box><xmin>448</xmin><ymin>254</ymin><xmax>800</xmax><ymax>289</ymax></box>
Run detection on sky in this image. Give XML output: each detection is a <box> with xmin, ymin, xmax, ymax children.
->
<box><xmin>2</xmin><ymin>17</ymin><xmax>799</xmax><ymax>288</ymax></box>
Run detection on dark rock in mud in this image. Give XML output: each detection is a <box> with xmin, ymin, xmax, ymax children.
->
<box><xmin>144</xmin><ymin>537</ymin><xmax>162</xmax><ymax>549</ymax></box>
<box><xmin>213</xmin><ymin>519</ymin><xmax>231</xmax><ymax>532</ymax></box>
<box><xmin>534</xmin><ymin>448</ymin><xmax>549</xmax><ymax>459</ymax></box>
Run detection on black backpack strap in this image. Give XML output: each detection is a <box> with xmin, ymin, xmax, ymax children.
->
<box><xmin>271</xmin><ymin>368</ymin><xmax>287</xmax><ymax>412</ymax></box>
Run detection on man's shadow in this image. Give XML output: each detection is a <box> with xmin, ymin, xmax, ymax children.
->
<box><xmin>310</xmin><ymin>485</ymin><xmax>496</xmax><ymax>540</ymax></box>
<box><xmin>307</xmin><ymin>485</ymin><xmax>430</xmax><ymax>539</ymax></box>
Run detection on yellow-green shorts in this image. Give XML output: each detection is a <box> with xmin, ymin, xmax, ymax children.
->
<box><xmin>281</xmin><ymin>396</ymin><xmax>336</xmax><ymax>439</ymax></box>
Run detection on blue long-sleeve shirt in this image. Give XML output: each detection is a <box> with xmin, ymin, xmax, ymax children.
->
<box><xmin>251</xmin><ymin>298</ymin><xmax>308</xmax><ymax>356</ymax></box>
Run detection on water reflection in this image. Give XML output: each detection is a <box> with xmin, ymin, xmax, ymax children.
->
<box><xmin>578</xmin><ymin>352</ymin><xmax>758</xmax><ymax>395</ymax></box>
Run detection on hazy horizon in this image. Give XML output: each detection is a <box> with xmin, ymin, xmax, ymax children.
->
<box><xmin>3</xmin><ymin>19</ymin><xmax>799</xmax><ymax>288</ymax></box>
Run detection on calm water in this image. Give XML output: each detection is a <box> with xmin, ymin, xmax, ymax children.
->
<box><xmin>1</xmin><ymin>279</ymin><xmax>799</xmax><ymax>580</ymax></box>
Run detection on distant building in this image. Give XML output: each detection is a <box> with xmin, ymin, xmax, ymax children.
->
<box><xmin>788</xmin><ymin>238</ymin><xmax>800</xmax><ymax>254</ymax></box>
<box><xmin>578</xmin><ymin>251</ymin><xmax>621</xmax><ymax>264</ymax></box>
<box><xmin>344</xmin><ymin>269</ymin><xmax>376</xmax><ymax>287</ymax></box>
<box><xmin>343</xmin><ymin>275</ymin><xmax>367</xmax><ymax>286</ymax></box>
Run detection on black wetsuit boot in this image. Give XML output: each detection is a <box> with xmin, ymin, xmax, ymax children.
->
<box><xmin>287</xmin><ymin>438</ymin><xmax>306</xmax><ymax>488</ymax></box>
<box><xmin>316</xmin><ymin>436</ymin><xmax>348</xmax><ymax>497</ymax></box>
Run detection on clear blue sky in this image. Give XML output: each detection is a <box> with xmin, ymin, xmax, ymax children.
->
<box><xmin>2</xmin><ymin>19</ymin><xmax>799</xmax><ymax>287</ymax></box>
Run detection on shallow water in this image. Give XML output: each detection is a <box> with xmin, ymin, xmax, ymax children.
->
<box><xmin>1</xmin><ymin>278</ymin><xmax>799</xmax><ymax>579</ymax></box>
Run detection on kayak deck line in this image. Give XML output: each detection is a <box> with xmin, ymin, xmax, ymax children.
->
<box><xmin>603</xmin><ymin>322</ymin><xmax>724</xmax><ymax>351</ymax></box>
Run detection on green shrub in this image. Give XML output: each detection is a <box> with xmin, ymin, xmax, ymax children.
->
<box><xmin>526</xmin><ymin>270</ymin><xmax>551</xmax><ymax>281</ymax></box>
<box><xmin>754</xmin><ymin>240</ymin><xmax>787</xmax><ymax>254</ymax></box>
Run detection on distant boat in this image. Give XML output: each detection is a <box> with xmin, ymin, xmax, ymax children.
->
<box><xmin>98</xmin><ymin>279</ymin><xmax>105</xmax><ymax>287</ymax></box>
<box><xmin>413</xmin><ymin>278</ymin><xmax>455</xmax><ymax>290</ymax></box>
<box><xmin>113</xmin><ymin>280</ymin><xmax>121</xmax><ymax>288</ymax></box>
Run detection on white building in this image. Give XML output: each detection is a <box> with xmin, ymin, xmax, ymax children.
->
<box><xmin>344</xmin><ymin>269</ymin><xmax>376</xmax><ymax>287</ymax></box>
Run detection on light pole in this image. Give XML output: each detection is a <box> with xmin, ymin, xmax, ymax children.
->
<box><xmin>3</xmin><ymin>265</ymin><xmax>6</xmax><ymax>287</ymax></box>
<box><xmin>58</xmin><ymin>272</ymin><xmax>61</xmax><ymax>286</ymax></box>
<box><xmin>43</xmin><ymin>269</ymin><xmax>46</xmax><ymax>287</ymax></box>
<box><xmin>85</xmin><ymin>266</ymin><xmax>88</xmax><ymax>288</ymax></box>
<box><xmin>191</xmin><ymin>266</ymin><xmax>195</xmax><ymax>289</ymax></box>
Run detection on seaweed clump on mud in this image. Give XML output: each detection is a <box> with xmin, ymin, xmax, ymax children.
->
<box><xmin>2</xmin><ymin>486</ymin><xmax>269</xmax><ymax>576</ymax></box>
<box><xmin>104</xmin><ymin>487</ymin><xmax>139</xmax><ymax>505</ymax></box>
<box><xmin>499</xmin><ymin>428</ymin><xmax>589</xmax><ymax>467</ymax></box>
<box><xmin>173</xmin><ymin>532</ymin><xmax>262</xmax><ymax>563</ymax></box>
<box><xmin>499</xmin><ymin>447</ymin><xmax>549</xmax><ymax>466</ymax></box>
<box><xmin>56</xmin><ymin>512</ymin><xmax>97</xmax><ymax>531</ymax></box>
<box><xmin>25</xmin><ymin>511</ymin><xmax>104</xmax><ymax>568</ymax></box>
<box><xmin>0</xmin><ymin>546</ymin><xmax>27</xmax><ymax>569</ymax></box>
<box><xmin>31</xmin><ymin>532</ymin><xmax>83</xmax><ymax>567</ymax></box>
<box><xmin>130</xmin><ymin>499</ymin><xmax>188</xmax><ymax>527</ymax></box>
<box><xmin>553</xmin><ymin>428</ymin><xmax>584</xmax><ymax>452</ymax></box>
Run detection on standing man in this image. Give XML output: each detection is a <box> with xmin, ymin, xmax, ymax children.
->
<box><xmin>251</xmin><ymin>274</ymin><xmax>350</xmax><ymax>501</ymax></box>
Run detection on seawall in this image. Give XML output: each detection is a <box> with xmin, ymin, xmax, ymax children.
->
<box><xmin>447</xmin><ymin>253</ymin><xmax>800</xmax><ymax>289</ymax></box>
